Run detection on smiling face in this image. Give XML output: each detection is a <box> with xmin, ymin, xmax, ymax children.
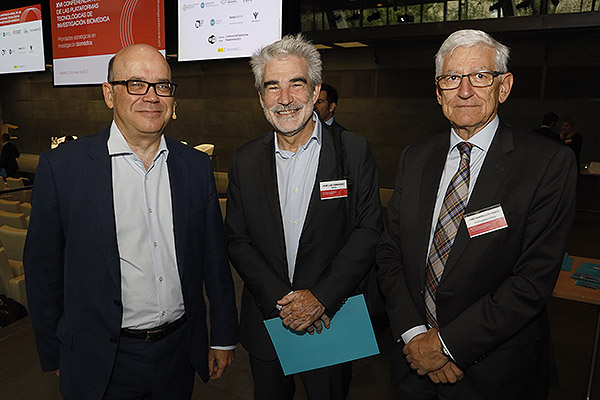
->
<box><xmin>102</xmin><ymin>45</ymin><xmax>173</xmax><ymax>143</ymax></box>
<box><xmin>436</xmin><ymin>45</ymin><xmax>513</xmax><ymax>140</ymax></box>
<box><xmin>259</xmin><ymin>55</ymin><xmax>320</xmax><ymax>142</ymax></box>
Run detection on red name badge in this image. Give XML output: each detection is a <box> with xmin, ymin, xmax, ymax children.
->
<box><xmin>320</xmin><ymin>179</ymin><xmax>348</xmax><ymax>200</ymax></box>
<box><xmin>464</xmin><ymin>204</ymin><xmax>508</xmax><ymax>238</ymax></box>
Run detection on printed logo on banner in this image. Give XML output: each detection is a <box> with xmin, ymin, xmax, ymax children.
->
<box><xmin>253</xmin><ymin>12</ymin><xmax>259</xmax><ymax>19</ymax></box>
<box><xmin>208</xmin><ymin>34</ymin><xmax>216</xmax><ymax>44</ymax></box>
<box><xmin>201</xmin><ymin>2</ymin><xmax>205</xmax><ymax>8</ymax></box>
<box><xmin>195</xmin><ymin>20</ymin><xmax>203</xmax><ymax>28</ymax></box>
<box><xmin>210</xmin><ymin>19</ymin><xmax>215</xmax><ymax>26</ymax></box>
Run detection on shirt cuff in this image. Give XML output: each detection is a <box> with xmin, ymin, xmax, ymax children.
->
<box><xmin>400</xmin><ymin>325</ymin><xmax>428</xmax><ymax>344</ymax></box>
<box><xmin>210</xmin><ymin>345</ymin><xmax>236</xmax><ymax>351</ymax></box>
<box><xmin>276</xmin><ymin>290</ymin><xmax>295</xmax><ymax>311</ymax></box>
<box><xmin>438</xmin><ymin>332</ymin><xmax>455</xmax><ymax>362</ymax></box>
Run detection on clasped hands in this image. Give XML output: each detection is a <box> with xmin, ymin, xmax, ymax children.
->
<box><xmin>277</xmin><ymin>289</ymin><xmax>330</xmax><ymax>335</ymax></box>
<box><xmin>403</xmin><ymin>328</ymin><xmax>464</xmax><ymax>384</ymax></box>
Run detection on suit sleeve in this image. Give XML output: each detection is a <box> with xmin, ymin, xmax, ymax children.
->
<box><xmin>442</xmin><ymin>146</ymin><xmax>577</xmax><ymax>368</ymax></box>
<box><xmin>377</xmin><ymin>146</ymin><xmax>427</xmax><ymax>340</ymax></box>
<box><xmin>225</xmin><ymin>151</ymin><xmax>291</xmax><ymax>319</ymax></box>
<box><xmin>24</xmin><ymin>153</ymin><xmax>65</xmax><ymax>371</ymax></box>
<box><xmin>310</xmin><ymin>138</ymin><xmax>383</xmax><ymax>316</ymax></box>
<box><xmin>201</xmin><ymin>158</ymin><xmax>239</xmax><ymax>347</ymax></box>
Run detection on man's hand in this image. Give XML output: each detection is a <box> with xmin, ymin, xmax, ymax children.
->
<box><xmin>403</xmin><ymin>328</ymin><xmax>448</xmax><ymax>375</ymax></box>
<box><xmin>208</xmin><ymin>349</ymin><xmax>235</xmax><ymax>380</ymax></box>
<box><xmin>277</xmin><ymin>290</ymin><xmax>325</xmax><ymax>332</ymax></box>
<box><xmin>427</xmin><ymin>361</ymin><xmax>464</xmax><ymax>384</ymax></box>
<box><xmin>306</xmin><ymin>314</ymin><xmax>331</xmax><ymax>335</ymax></box>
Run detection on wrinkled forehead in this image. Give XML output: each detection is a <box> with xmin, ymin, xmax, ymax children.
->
<box><xmin>442</xmin><ymin>45</ymin><xmax>496</xmax><ymax>73</ymax></box>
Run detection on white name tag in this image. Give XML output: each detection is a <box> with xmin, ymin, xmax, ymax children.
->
<box><xmin>464</xmin><ymin>204</ymin><xmax>508</xmax><ymax>238</ymax></box>
<box><xmin>320</xmin><ymin>179</ymin><xmax>348</xmax><ymax>200</ymax></box>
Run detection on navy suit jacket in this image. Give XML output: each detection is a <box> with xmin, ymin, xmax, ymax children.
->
<box><xmin>24</xmin><ymin>128</ymin><xmax>238</xmax><ymax>399</ymax></box>
<box><xmin>377</xmin><ymin>122</ymin><xmax>576</xmax><ymax>398</ymax></box>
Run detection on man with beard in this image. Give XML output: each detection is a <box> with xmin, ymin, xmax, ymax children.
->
<box><xmin>225</xmin><ymin>34</ymin><xmax>382</xmax><ymax>400</ymax></box>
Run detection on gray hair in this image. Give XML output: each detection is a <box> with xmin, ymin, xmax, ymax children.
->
<box><xmin>435</xmin><ymin>29</ymin><xmax>510</xmax><ymax>77</ymax></box>
<box><xmin>249</xmin><ymin>33</ymin><xmax>322</xmax><ymax>93</ymax></box>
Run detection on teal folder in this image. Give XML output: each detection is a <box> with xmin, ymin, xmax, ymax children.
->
<box><xmin>264</xmin><ymin>294</ymin><xmax>380</xmax><ymax>376</ymax></box>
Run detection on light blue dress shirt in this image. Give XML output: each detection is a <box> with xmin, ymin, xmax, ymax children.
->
<box><xmin>401</xmin><ymin>116</ymin><xmax>499</xmax><ymax>352</ymax></box>
<box><xmin>108</xmin><ymin>122</ymin><xmax>185</xmax><ymax>330</ymax></box>
<box><xmin>275</xmin><ymin>114</ymin><xmax>322</xmax><ymax>284</ymax></box>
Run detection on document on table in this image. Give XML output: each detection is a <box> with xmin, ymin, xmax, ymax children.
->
<box><xmin>264</xmin><ymin>294</ymin><xmax>380</xmax><ymax>375</ymax></box>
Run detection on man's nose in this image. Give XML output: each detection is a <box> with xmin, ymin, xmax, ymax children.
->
<box><xmin>457</xmin><ymin>76</ymin><xmax>475</xmax><ymax>98</ymax></box>
<box><xmin>278</xmin><ymin>86</ymin><xmax>293</xmax><ymax>105</ymax></box>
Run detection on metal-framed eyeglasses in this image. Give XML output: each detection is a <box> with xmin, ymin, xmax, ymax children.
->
<box><xmin>435</xmin><ymin>71</ymin><xmax>503</xmax><ymax>90</ymax></box>
<box><xmin>109</xmin><ymin>80</ymin><xmax>177</xmax><ymax>97</ymax></box>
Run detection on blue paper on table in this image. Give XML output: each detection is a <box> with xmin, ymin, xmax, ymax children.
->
<box><xmin>561</xmin><ymin>252</ymin><xmax>573</xmax><ymax>271</ymax></box>
<box><xmin>264</xmin><ymin>294</ymin><xmax>380</xmax><ymax>376</ymax></box>
<box><xmin>571</xmin><ymin>262</ymin><xmax>600</xmax><ymax>283</ymax></box>
<box><xmin>575</xmin><ymin>279</ymin><xmax>600</xmax><ymax>289</ymax></box>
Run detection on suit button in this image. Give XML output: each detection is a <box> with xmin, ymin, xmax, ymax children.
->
<box><xmin>109</xmin><ymin>337</ymin><xmax>117</xmax><ymax>343</ymax></box>
<box><xmin>114</xmin><ymin>299</ymin><xmax>122</xmax><ymax>307</ymax></box>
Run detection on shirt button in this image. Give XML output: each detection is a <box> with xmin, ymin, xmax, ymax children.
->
<box><xmin>294</xmin><ymin>220</ymin><xmax>298</xmax><ymax>225</ymax></box>
<box><xmin>148</xmin><ymin>208</ymin><xmax>153</xmax><ymax>213</ymax></box>
<box><xmin>162</xmin><ymin>311</ymin><xmax>166</xmax><ymax>316</ymax></box>
<box><xmin>145</xmin><ymin>176</ymin><xmax>149</xmax><ymax>181</ymax></box>
<box><xmin>295</xmin><ymin>187</ymin><xmax>299</xmax><ymax>193</ymax></box>
<box><xmin>154</xmin><ymin>242</ymin><xmax>158</xmax><ymax>247</ymax></box>
<box><xmin>159</xmin><ymin>277</ymin><xmax>163</xmax><ymax>282</ymax></box>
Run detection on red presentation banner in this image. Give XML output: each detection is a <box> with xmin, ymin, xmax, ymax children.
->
<box><xmin>0</xmin><ymin>5</ymin><xmax>42</xmax><ymax>27</ymax></box>
<box><xmin>50</xmin><ymin>0</ymin><xmax>165</xmax><ymax>59</ymax></box>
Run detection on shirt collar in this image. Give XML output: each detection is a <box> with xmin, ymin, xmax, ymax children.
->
<box><xmin>324</xmin><ymin>116</ymin><xmax>334</xmax><ymax>126</ymax></box>
<box><xmin>274</xmin><ymin>112</ymin><xmax>322</xmax><ymax>157</ymax></box>
<box><xmin>107</xmin><ymin>120</ymin><xmax>169</xmax><ymax>159</ymax></box>
<box><xmin>450</xmin><ymin>115</ymin><xmax>499</xmax><ymax>153</ymax></box>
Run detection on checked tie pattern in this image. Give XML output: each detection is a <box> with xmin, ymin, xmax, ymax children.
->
<box><xmin>424</xmin><ymin>142</ymin><xmax>473</xmax><ymax>329</ymax></box>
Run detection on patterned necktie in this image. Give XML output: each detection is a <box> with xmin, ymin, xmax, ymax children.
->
<box><xmin>424</xmin><ymin>142</ymin><xmax>473</xmax><ymax>329</ymax></box>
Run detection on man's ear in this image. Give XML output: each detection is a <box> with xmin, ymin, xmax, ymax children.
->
<box><xmin>329</xmin><ymin>101</ymin><xmax>337</xmax><ymax>114</ymax></box>
<box><xmin>498</xmin><ymin>72</ymin><xmax>514</xmax><ymax>104</ymax></box>
<box><xmin>102</xmin><ymin>83</ymin><xmax>114</xmax><ymax>109</ymax></box>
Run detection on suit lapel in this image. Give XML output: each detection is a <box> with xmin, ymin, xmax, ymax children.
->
<box><xmin>417</xmin><ymin>135</ymin><xmax>449</xmax><ymax>283</ymax></box>
<box><xmin>441</xmin><ymin>123</ymin><xmax>515</xmax><ymax>281</ymax></box>
<box><xmin>85</xmin><ymin>129</ymin><xmax>121</xmax><ymax>289</ymax></box>
<box><xmin>259</xmin><ymin>134</ymin><xmax>287</xmax><ymax>260</ymax></box>
<box><xmin>166</xmin><ymin>138</ymin><xmax>189</xmax><ymax>282</ymax></box>
<box><xmin>301</xmin><ymin>127</ymin><xmax>337</xmax><ymax>233</ymax></box>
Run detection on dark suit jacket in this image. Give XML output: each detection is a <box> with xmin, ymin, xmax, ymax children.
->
<box><xmin>329</xmin><ymin>119</ymin><xmax>346</xmax><ymax>132</ymax></box>
<box><xmin>225</xmin><ymin>125</ymin><xmax>382</xmax><ymax>360</ymax></box>
<box><xmin>532</xmin><ymin>126</ymin><xmax>560</xmax><ymax>142</ymax></box>
<box><xmin>377</xmin><ymin>122</ymin><xmax>576</xmax><ymax>398</ymax></box>
<box><xmin>24</xmin><ymin>128</ymin><xmax>238</xmax><ymax>399</ymax></box>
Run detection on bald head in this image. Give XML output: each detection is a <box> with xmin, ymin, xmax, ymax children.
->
<box><xmin>102</xmin><ymin>44</ymin><xmax>174</xmax><ymax>144</ymax></box>
<box><xmin>107</xmin><ymin>44</ymin><xmax>171</xmax><ymax>83</ymax></box>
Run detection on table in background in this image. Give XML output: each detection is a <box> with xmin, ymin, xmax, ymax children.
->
<box><xmin>552</xmin><ymin>256</ymin><xmax>600</xmax><ymax>400</ymax></box>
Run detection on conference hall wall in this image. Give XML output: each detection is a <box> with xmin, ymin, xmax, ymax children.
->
<box><xmin>0</xmin><ymin>28</ymin><xmax>599</xmax><ymax>188</ymax></box>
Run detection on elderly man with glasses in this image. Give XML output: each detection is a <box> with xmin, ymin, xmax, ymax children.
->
<box><xmin>377</xmin><ymin>29</ymin><xmax>576</xmax><ymax>399</ymax></box>
<box><xmin>24</xmin><ymin>44</ymin><xmax>238</xmax><ymax>400</ymax></box>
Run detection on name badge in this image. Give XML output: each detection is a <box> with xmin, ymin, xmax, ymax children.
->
<box><xmin>320</xmin><ymin>179</ymin><xmax>348</xmax><ymax>200</ymax></box>
<box><xmin>464</xmin><ymin>204</ymin><xmax>508</xmax><ymax>238</ymax></box>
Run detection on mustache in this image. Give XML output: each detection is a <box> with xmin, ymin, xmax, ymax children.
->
<box><xmin>270</xmin><ymin>103</ymin><xmax>304</xmax><ymax>113</ymax></box>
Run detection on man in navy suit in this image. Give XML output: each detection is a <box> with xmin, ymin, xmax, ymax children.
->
<box><xmin>24</xmin><ymin>44</ymin><xmax>238</xmax><ymax>400</ymax></box>
<box><xmin>378</xmin><ymin>30</ymin><xmax>576</xmax><ymax>399</ymax></box>
<box><xmin>314</xmin><ymin>83</ymin><xmax>346</xmax><ymax>132</ymax></box>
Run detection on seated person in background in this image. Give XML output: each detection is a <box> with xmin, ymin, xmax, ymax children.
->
<box><xmin>0</xmin><ymin>133</ymin><xmax>20</xmax><ymax>178</ymax></box>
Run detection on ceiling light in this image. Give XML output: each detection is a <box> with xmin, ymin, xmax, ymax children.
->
<box><xmin>334</xmin><ymin>41</ymin><xmax>369</xmax><ymax>48</ymax></box>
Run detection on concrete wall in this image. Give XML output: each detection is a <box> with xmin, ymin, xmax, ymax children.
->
<box><xmin>1</xmin><ymin>28</ymin><xmax>599</xmax><ymax>188</ymax></box>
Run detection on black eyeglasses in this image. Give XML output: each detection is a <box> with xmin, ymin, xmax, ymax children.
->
<box><xmin>109</xmin><ymin>80</ymin><xmax>177</xmax><ymax>97</ymax></box>
<box><xmin>435</xmin><ymin>71</ymin><xmax>503</xmax><ymax>90</ymax></box>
